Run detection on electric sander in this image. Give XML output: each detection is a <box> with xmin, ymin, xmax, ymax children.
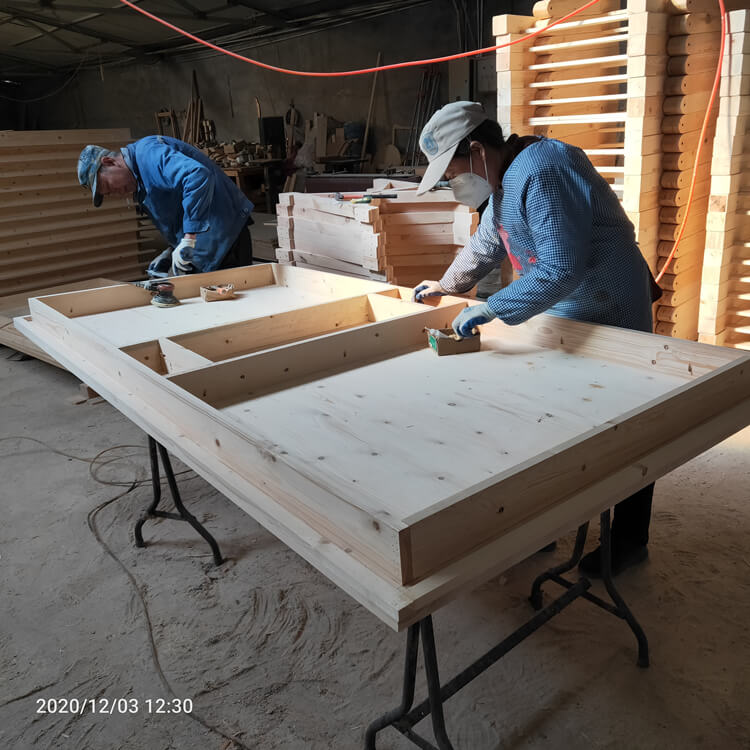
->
<box><xmin>133</xmin><ymin>279</ymin><xmax>180</xmax><ymax>307</ymax></box>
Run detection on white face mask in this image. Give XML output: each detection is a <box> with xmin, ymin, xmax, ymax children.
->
<box><xmin>449</xmin><ymin>147</ymin><xmax>493</xmax><ymax>208</ymax></box>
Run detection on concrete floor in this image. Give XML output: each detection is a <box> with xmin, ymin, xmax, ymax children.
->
<box><xmin>1</xmin><ymin>347</ymin><xmax>749</xmax><ymax>750</ymax></box>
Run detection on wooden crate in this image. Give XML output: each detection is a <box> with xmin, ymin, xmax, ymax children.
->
<box><xmin>16</xmin><ymin>264</ymin><xmax>750</xmax><ymax>629</ymax></box>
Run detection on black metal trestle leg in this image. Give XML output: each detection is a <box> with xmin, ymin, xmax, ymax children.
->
<box><xmin>529</xmin><ymin>510</ymin><xmax>649</xmax><ymax>668</ymax></box>
<box><xmin>366</xmin><ymin>512</ymin><xmax>651</xmax><ymax>748</ymax></box>
<box><xmin>529</xmin><ymin>522</ymin><xmax>589</xmax><ymax>609</ymax></box>
<box><xmin>364</xmin><ymin>578</ymin><xmax>589</xmax><ymax>750</ymax></box>
<box><xmin>365</xmin><ymin>616</ymin><xmax>455</xmax><ymax>750</ymax></box>
<box><xmin>133</xmin><ymin>436</ymin><xmax>223</xmax><ymax>566</ymax></box>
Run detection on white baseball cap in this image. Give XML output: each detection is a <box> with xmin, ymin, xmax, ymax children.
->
<box><xmin>416</xmin><ymin>101</ymin><xmax>489</xmax><ymax>195</ymax></box>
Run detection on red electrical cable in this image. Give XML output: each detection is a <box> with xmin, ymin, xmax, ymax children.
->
<box><xmin>118</xmin><ymin>0</ymin><xmax>603</xmax><ymax>77</ymax></box>
<box><xmin>656</xmin><ymin>0</ymin><xmax>727</xmax><ymax>283</ymax></box>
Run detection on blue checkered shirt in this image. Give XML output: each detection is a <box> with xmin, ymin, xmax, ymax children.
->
<box><xmin>440</xmin><ymin>138</ymin><xmax>654</xmax><ymax>332</ymax></box>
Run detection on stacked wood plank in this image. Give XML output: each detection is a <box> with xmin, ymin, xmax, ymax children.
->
<box><xmin>0</xmin><ymin>129</ymin><xmax>143</xmax><ymax>296</ymax></box>
<box><xmin>698</xmin><ymin>8</ymin><xmax>750</xmax><ymax>349</ymax></box>
<box><xmin>653</xmin><ymin>0</ymin><xmax>721</xmax><ymax>340</ymax></box>
<box><xmin>275</xmin><ymin>190</ymin><xmax>478</xmax><ymax>286</ymax></box>
<box><xmin>495</xmin><ymin>0</ymin><xmax>669</xmax><ymax>274</ymax></box>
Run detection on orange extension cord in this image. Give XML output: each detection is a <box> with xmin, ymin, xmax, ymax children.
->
<box><xmin>120</xmin><ymin>0</ymin><xmax>729</xmax><ymax>280</ymax></box>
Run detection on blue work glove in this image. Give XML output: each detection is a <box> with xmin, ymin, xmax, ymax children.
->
<box><xmin>147</xmin><ymin>248</ymin><xmax>172</xmax><ymax>279</ymax></box>
<box><xmin>413</xmin><ymin>280</ymin><xmax>446</xmax><ymax>303</ymax></box>
<box><xmin>452</xmin><ymin>302</ymin><xmax>497</xmax><ymax>337</ymax></box>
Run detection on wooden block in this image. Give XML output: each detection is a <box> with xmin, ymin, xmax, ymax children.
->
<box><xmin>667</xmin><ymin>53</ymin><xmax>721</xmax><ymax>76</ymax></box>
<box><xmin>628</xmin><ymin>33</ymin><xmax>668</xmax><ymax>57</ymax></box>
<box><xmin>664</xmin><ymin>71</ymin><xmax>717</xmax><ymax>95</ymax></box>
<box><xmin>659</xmin><ymin>212</ymin><xmax>709</xmax><ymax>240</ymax></box>
<box><xmin>627</xmin><ymin>75</ymin><xmax>666</xmax><ymax>97</ymax></box>
<box><xmin>533</xmin><ymin>0</ymin><xmax>620</xmax><ymax>19</ymax></box>
<box><xmin>661</xmin><ymin>169</ymin><xmax>699</xmax><ymax>190</ymax></box>
<box><xmin>627</xmin><ymin>54</ymin><xmax>669</xmax><ymax>78</ymax></box>
<box><xmin>667</xmin><ymin>0</ymin><xmax>721</xmax><ymax>14</ymax></box>
<box><xmin>662</xmin><ymin>130</ymin><xmax>713</xmax><ymax>151</ymax></box>
<box><xmin>492</xmin><ymin>14</ymin><xmax>535</xmax><ymax>36</ymax></box>
<box><xmin>668</xmin><ymin>11</ymin><xmax>721</xmax><ymax>34</ymax></box>
<box><xmin>667</xmin><ymin>32</ymin><xmax>719</xmax><ymax>56</ymax></box>
<box><xmin>662</xmin><ymin>92</ymin><xmax>712</xmax><ymax>115</ymax></box>
<box><xmin>662</xmin><ymin>111</ymin><xmax>713</xmax><ymax>133</ymax></box>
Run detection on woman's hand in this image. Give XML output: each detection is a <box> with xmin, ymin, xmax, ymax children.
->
<box><xmin>412</xmin><ymin>280</ymin><xmax>447</xmax><ymax>303</ymax></box>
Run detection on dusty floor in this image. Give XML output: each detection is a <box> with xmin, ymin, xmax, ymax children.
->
<box><xmin>1</xmin><ymin>347</ymin><xmax>749</xmax><ymax>750</ymax></box>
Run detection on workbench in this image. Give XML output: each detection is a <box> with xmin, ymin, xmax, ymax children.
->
<box><xmin>16</xmin><ymin>265</ymin><xmax>750</xmax><ymax>748</ymax></box>
<box><xmin>223</xmin><ymin>160</ymin><xmax>283</xmax><ymax>213</ymax></box>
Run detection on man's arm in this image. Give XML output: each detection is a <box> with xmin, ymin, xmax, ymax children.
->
<box><xmin>158</xmin><ymin>149</ymin><xmax>216</xmax><ymax>234</ymax></box>
<box><xmin>485</xmin><ymin>166</ymin><xmax>592</xmax><ymax>325</ymax></box>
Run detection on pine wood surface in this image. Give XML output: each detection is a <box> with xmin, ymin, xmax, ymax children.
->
<box><xmin>16</xmin><ymin>264</ymin><xmax>750</xmax><ymax>629</ymax></box>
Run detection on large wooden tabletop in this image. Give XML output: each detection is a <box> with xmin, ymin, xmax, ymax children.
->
<box><xmin>17</xmin><ymin>264</ymin><xmax>750</xmax><ymax>630</ymax></box>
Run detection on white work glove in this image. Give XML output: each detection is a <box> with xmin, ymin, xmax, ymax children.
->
<box><xmin>170</xmin><ymin>236</ymin><xmax>197</xmax><ymax>275</ymax></box>
<box><xmin>413</xmin><ymin>279</ymin><xmax>447</xmax><ymax>302</ymax></box>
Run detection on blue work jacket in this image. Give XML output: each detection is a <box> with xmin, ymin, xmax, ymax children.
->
<box><xmin>125</xmin><ymin>135</ymin><xmax>253</xmax><ymax>272</ymax></box>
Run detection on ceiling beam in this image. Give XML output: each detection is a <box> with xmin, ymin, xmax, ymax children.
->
<box><xmin>5</xmin><ymin>5</ymin><xmax>140</xmax><ymax>47</ymax></box>
<box><xmin>225</xmin><ymin>0</ymin><xmax>291</xmax><ymax>28</ymax></box>
<box><xmin>15</xmin><ymin>16</ymin><xmax>84</xmax><ymax>53</ymax></box>
<box><xmin>33</xmin><ymin>3</ymin><xmax>228</xmax><ymax>24</ymax></box>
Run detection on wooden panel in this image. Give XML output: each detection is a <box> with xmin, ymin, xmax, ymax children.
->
<box><xmin>0</xmin><ymin>129</ymin><xmax>143</xmax><ymax>291</ymax></box>
<box><xmin>16</xmin><ymin>266</ymin><xmax>750</xmax><ymax>628</ymax></box>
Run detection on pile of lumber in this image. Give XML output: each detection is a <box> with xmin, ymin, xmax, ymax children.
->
<box><xmin>493</xmin><ymin>0</ymin><xmax>748</xmax><ymax>347</ymax></box>
<box><xmin>275</xmin><ymin>186</ymin><xmax>478</xmax><ymax>286</ymax></box>
<box><xmin>494</xmin><ymin>0</ymin><xmax>670</xmax><ymax>273</ymax></box>
<box><xmin>653</xmin><ymin>0</ymin><xmax>721</xmax><ymax>340</ymax></box>
<box><xmin>0</xmin><ymin>129</ymin><xmax>144</xmax><ymax>296</ymax></box>
<box><xmin>698</xmin><ymin>8</ymin><xmax>750</xmax><ymax>349</ymax></box>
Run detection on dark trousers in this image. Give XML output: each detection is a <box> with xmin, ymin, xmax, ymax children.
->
<box><xmin>218</xmin><ymin>221</ymin><xmax>254</xmax><ymax>269</ymax></box>
<box><xmin>612</xmin><ymin>483</ymin><xmax>654</xmax><ymax>546</ymax></box>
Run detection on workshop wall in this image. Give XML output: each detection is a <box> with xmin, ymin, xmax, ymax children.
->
<box><xmin>27</xmin><ymin>1</ymin><xmax>531</xmax><ymax>154</ymax></box>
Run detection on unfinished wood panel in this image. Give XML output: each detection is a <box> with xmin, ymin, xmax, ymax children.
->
<box><xmin>0</xmin><ymin>129</ymin><xmax>143</xmax><ymax>294</ymax></box>
<box><xmin>15</xmin><ymin>266</ymin><xmax>750</xmax><ymax>628</ymax></box>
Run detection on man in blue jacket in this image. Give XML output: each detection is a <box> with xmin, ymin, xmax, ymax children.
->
<box><xmin>77</xmin><ymin>136</ymin><xmax>254</xmax><ymax>275</ymax></box>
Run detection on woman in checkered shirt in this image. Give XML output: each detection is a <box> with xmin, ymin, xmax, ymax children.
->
<box><xmin>413</xmin><ymin>101</ymin><xmax>660</xmax><ymax>578</ymax></box>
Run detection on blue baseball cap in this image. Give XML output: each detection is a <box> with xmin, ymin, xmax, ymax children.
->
<box><xmin>77</xmin><ymin>144</ymin><xmax>115</xmax><ymax>207</ymax></box>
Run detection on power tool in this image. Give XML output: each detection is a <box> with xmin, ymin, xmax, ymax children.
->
<box><xmin>133</xmin><ymin>280</ymin><xmax>181</xmax><ymax>308</ymax></box>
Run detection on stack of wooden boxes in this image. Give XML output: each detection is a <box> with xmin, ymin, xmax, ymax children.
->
<box><xmin>276</xmin><ymin>189</ymin><xmax>479</xmax><ymax>286</ymax></box>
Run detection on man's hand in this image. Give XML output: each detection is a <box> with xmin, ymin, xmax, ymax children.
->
<box><xmin>451</xmin><ymin>302</ymin><xmax>497</xmax><ymax>337</ymax></box>
<box><xmin>171</xmin><ymin>235</ymin><xmax>196</xmax><ymax>275</ymax></box>
<box><xmin>413</xmin><ymin>280</ymin><xmax>447</xmax><ymax>303</ymax></box>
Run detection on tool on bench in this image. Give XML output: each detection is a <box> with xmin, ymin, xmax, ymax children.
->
<box><xmin>333</xmin><ymin>192</ymin><xmax>398</xmax><ymax>203</ymax></box>
<box><xmin>133</xmin><ymin>279</ymin><xmax>181</xmax><ymax>308</ymax></box>
<box><xmin>200</xmin><ymin>283</ymin><xmax>235</xmax><ymax>302</ymax></box>
<box><xmin>424</xmin><ymin>326</ymin><xmax>480</xmax><ymax>356</ymax></box>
